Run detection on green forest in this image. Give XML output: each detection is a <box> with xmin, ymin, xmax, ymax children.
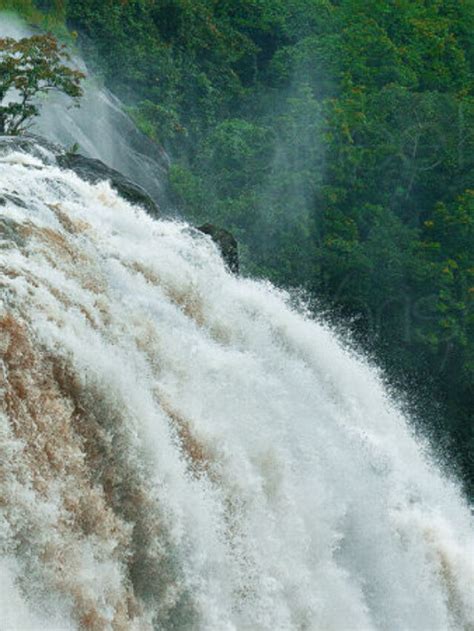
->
<box><xmin>3</xmin><ymin>0</ymin><xmax>473</xmax><ymax>498</ymax></box>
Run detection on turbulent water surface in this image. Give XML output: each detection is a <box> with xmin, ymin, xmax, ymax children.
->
<box><xmin>0</xmin><ymin>138</ymin><xmax>473</xmax><ymax>630</ymax></box>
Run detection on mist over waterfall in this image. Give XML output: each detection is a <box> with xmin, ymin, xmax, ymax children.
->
<box><xmin>0</xmin><ymin>13</ymin><xmax>169</xmax><ymax>209</ymax></box>
<box><xmin>0</xmin><ymin>133</ymin><xmax>473</xmax><ymax>630</ymax></box>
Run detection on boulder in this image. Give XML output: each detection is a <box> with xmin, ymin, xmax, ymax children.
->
<box><xmin>197</xmin><ymin>223</ymin><xmax>239</xmax><ymax>273</ymax></box>
<box><xmin>57</xmin><ymin>152</ymin><xmax>159</xmax><ymax>216</ymax></box>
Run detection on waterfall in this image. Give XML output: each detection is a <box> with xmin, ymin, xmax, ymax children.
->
<box><xmin>1</xmin><ymin>11</ymin><xmax>473</xmax><ymax>631</ymax></box>
<box><xmin>0</xmin><ymin>137</ymin><xmax>473</xmax><ymax>630</ymax></box>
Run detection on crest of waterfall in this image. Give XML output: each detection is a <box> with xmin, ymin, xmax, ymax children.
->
<box><xmin>0</xmin><ymin>12</ymin><xmax>169</xmax><ymax>209</ymax></box>
<box><xmin>0</xmin><ymin>135</ymin><xmax>473</xmax><ymax>630</ymax></box>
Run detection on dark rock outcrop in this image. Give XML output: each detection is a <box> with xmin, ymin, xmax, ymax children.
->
<box><xmin>197</xmin><ymin>223</ymin><xmax>239</xmax><ymax>273</ymax></box>
<box><xmin>57</xmin><ymin>152</ymin><xmax>159</xmax><ymax>216</ymax></box>
<box><xmin>0</xmin><ymin>134</ymin><xmax>159</xmax><ymax>216</ymax></box>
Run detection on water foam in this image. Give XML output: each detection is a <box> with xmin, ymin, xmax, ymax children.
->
<box><xmin>0</xmin><ymin>144</ymin><xmax>473</xmax><ymax>630</ymax></box>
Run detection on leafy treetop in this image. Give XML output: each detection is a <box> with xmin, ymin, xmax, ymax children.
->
<box><xmin>0</xmin><ymin>34</ymin><xmax>85</xmax><ymax>135</ymax></box>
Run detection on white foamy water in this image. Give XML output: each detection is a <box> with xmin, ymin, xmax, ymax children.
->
<box><xmin>0</xmin><ymin>142</ymin><xmax>473</xmax><ymax>630</ymax></box>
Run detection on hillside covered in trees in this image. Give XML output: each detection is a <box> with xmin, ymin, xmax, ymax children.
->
<box><xmin>3</xmin><ymin>0</ymin><xmax>473</xmax><ymax>498</ymax></box>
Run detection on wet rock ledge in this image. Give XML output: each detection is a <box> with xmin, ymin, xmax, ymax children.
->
<box><xmin>0</xmin><ymin>134</ymin><xmax>159</xmax><ymax>217</ymax></box>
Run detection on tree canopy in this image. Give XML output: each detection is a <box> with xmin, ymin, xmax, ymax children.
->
<box><xmin>0</xmin><ymin>33</ymin><xmax>84</xmax><ymax>134</ymax></box>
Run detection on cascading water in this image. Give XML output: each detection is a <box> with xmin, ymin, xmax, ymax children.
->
<box><xmin>0</xmin><ymin>137</ymin><xmax>473</xmax><ymax>630</ymax></box>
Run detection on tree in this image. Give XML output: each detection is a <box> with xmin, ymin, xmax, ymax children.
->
<box><xmin>0</xmin><ymin>34</ymin><xmax>85</xmax><ymax>135</ymax></box>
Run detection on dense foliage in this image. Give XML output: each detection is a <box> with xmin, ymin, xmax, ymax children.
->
<box><xmin>6</xmin><ymin>0</ymin><xmax>473</xmax><ymax>497</ymax></box>
<box><xmin>0</xmin><ymin>33</ymin><xmax>84</xmax><ymax>134</ymax></box>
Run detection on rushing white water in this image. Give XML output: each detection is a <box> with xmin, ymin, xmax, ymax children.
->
<box><xmin>0</xmin><ymin>140</ymin><xmax>473</xmax><ymax>630</ymax></box>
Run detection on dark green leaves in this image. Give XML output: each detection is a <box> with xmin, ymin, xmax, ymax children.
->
<box><xmin>0</xmin><ymin>34</ymin><xmax>85</xmax><ymax>134</ymax></box>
